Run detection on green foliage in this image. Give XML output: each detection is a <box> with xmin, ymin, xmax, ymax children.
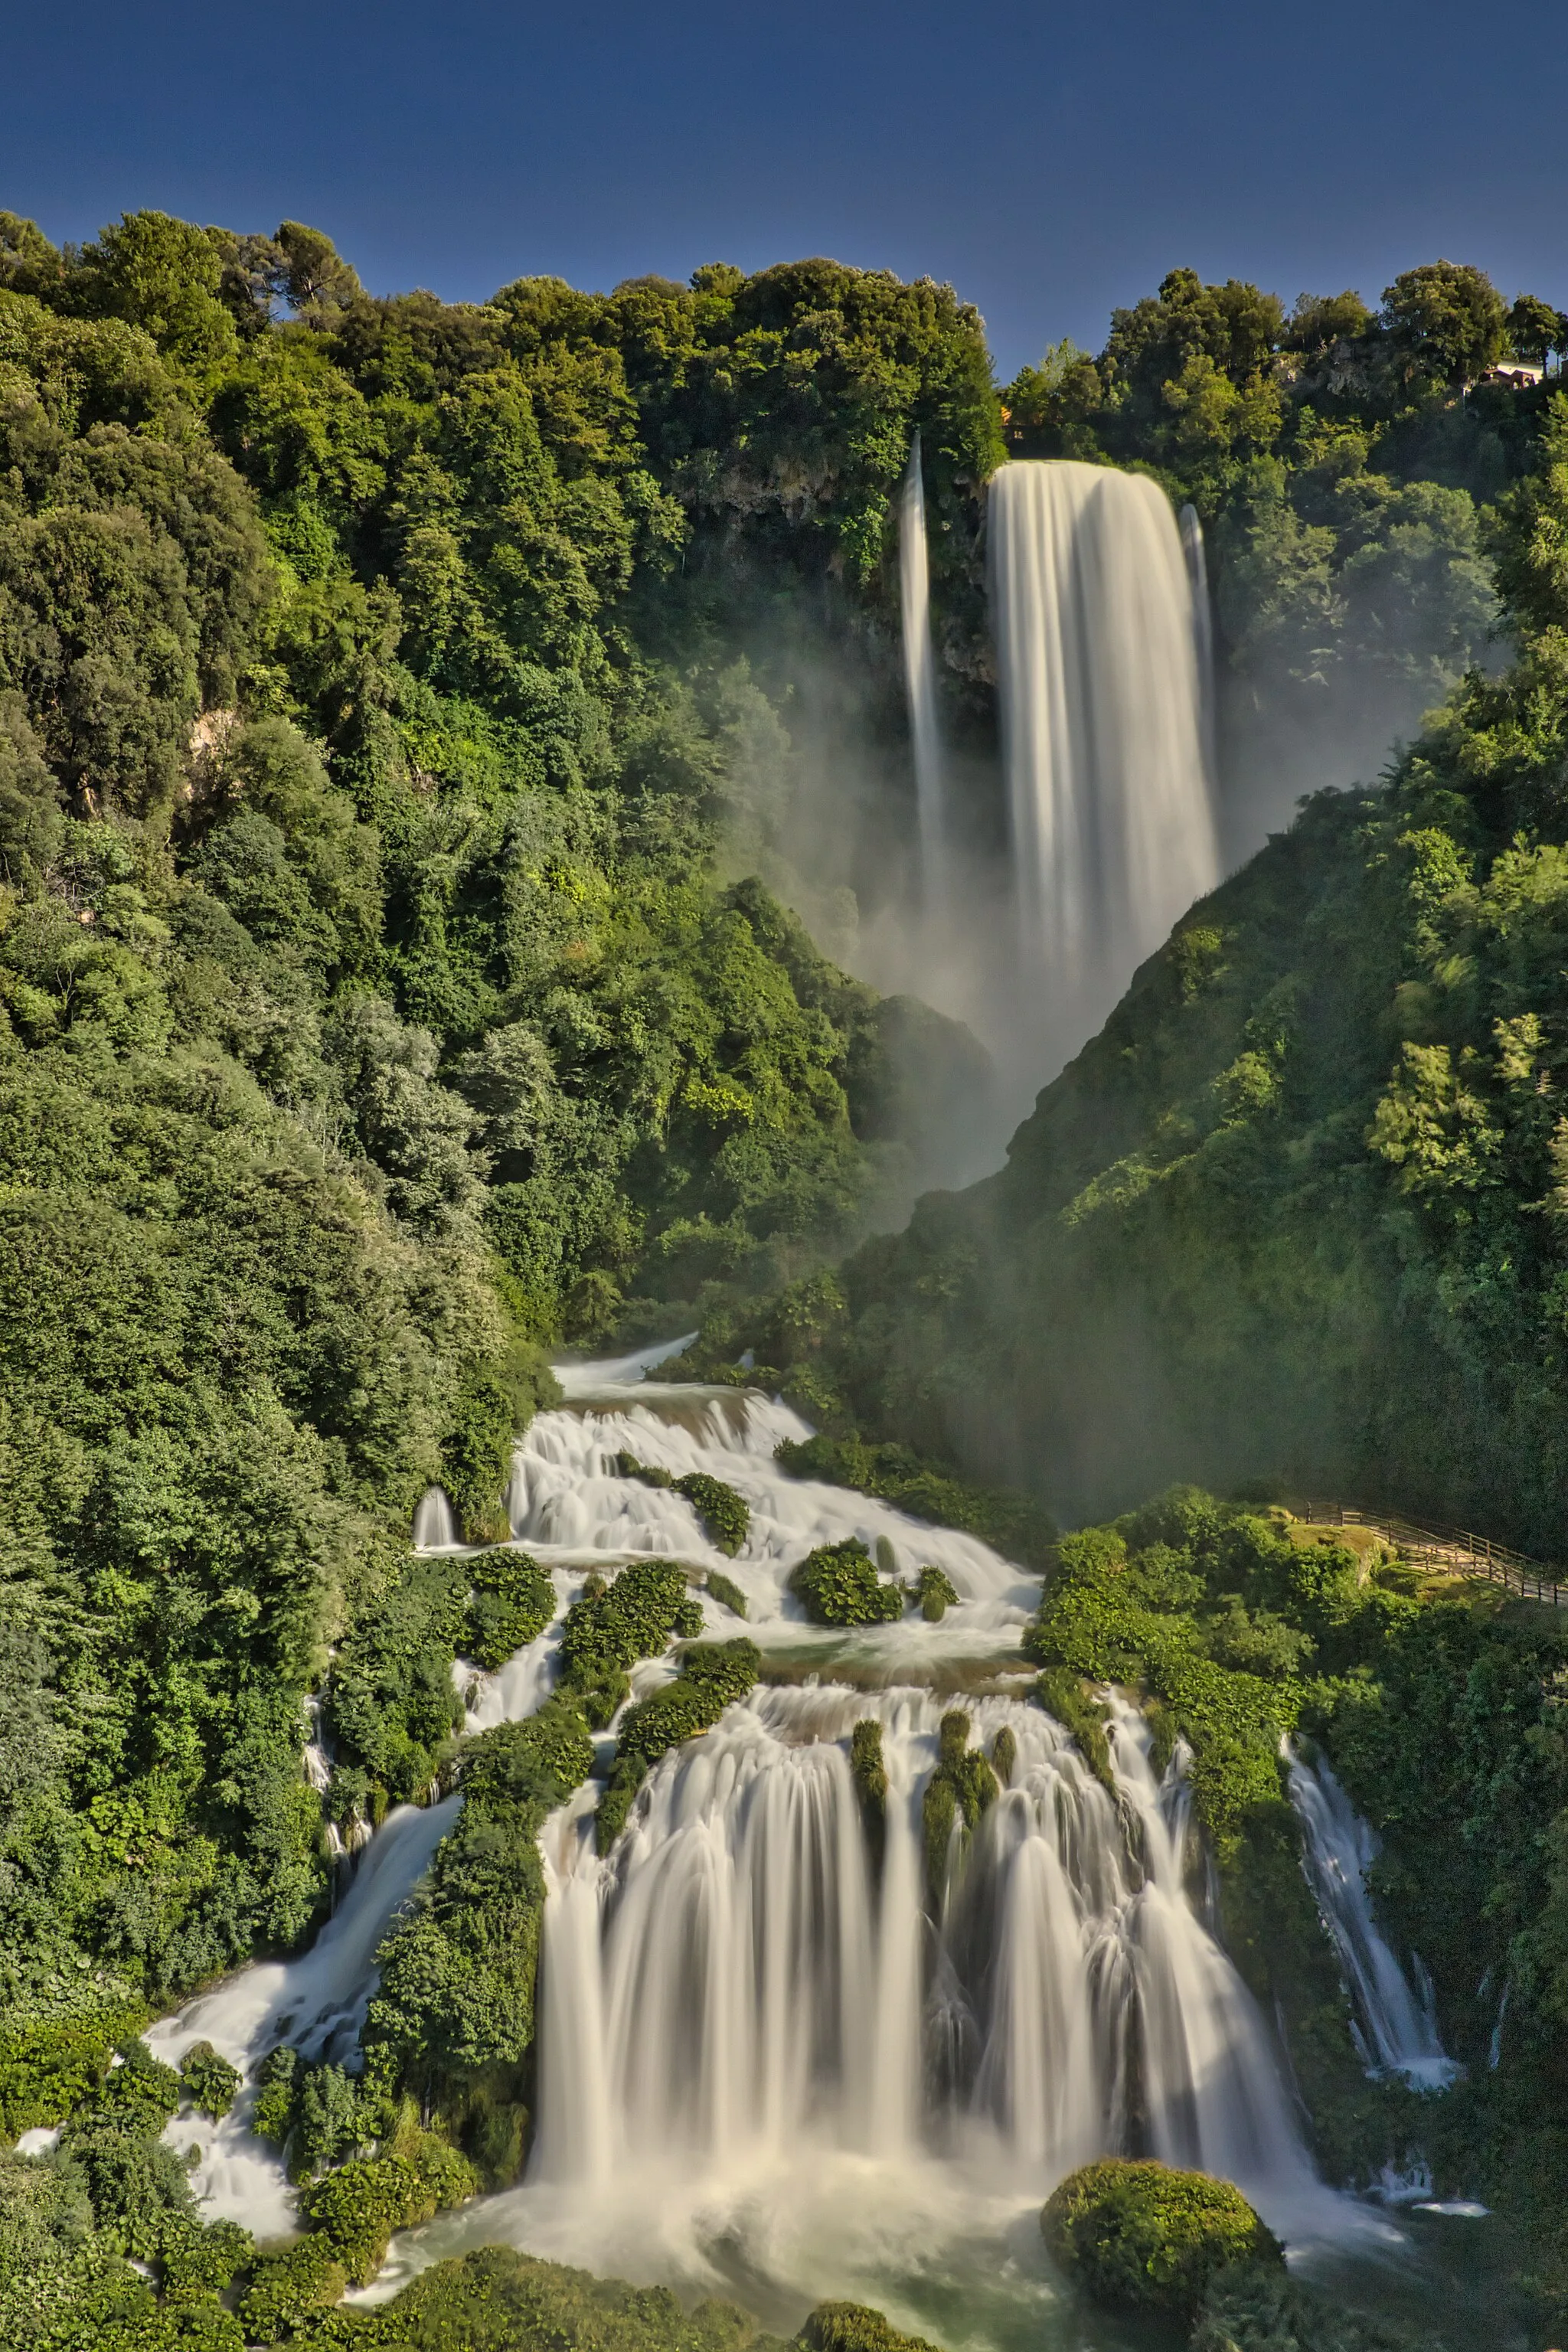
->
<box><xmin>464</xmin><ymin>1552</ymin><xmax>554</xmax><ymax>1672</ymax></box>
<box><xmin>789</xmin><ymin>1539</ymin><xmax>904</xmax><ymax>1628</ymax></box>
<box><xmin>920</xmin><ymin>1710</ymin><xmax>997</xmax><ymax>1901</ymax></box>
<box><xmin>299</xmin><ymin>2135</ymin><xmax>478</xmax><ymax>2286</ymax></box>
<box><xmin>703</xmin><ymin>1570</ymin><xmax>747</xmax><ymax>1619</ymax></box>
<box><xmin>1191</xmin><ymin>2262</ymin><xmax>1408</xmax><ymax>2352</ymax></box>
<box><xmin>239</xmin><ymin>2233</ymin><xmax>348</xmax><ymax>2341</ymax></box>
<box><xmin>773</xmin><ymin>1432</ymin><xmax>1055</xmax><ymax>1566</ymax></box>
<box><xmin>1041</xmin><ymin>2158</ymin><xmax>1282</xmax><ymax>2320</ymax></box>
<box><xmin>596</xmin><ymin>1640</ymin><xmax>760</xmax><ymax>1851</ymax></box>
<box><xmin>849</xmin><ymin>1720</ymin><xmax>887</xmax><ymax>1867</ymax></box>
<box><xmin>673</xmin><ymin>1472</ymin><xmax>749</xmax><ymax>1556</ymax></box>
<box><xmin>1032</xmin><ymin>1670</ymin><xmax>1114</xmax><ymax>1792</ymax></box>
<box><xmin>0</xmin><ymin>2012</ymin><xmax>146</xmax><ymax>2139</ymax></box>
<box><xmin>556</xmin><ymin>1561</ymin><xmax>693</xmax><ymax>1723</ymax></box>
<box><xmin>176</xmin><ymin>2041</ymin><xmax>240</xmax><ymax>2122</ymax></box>
<box><xmin>364</xmin><ymin>1699</ymin><xmax>594</xmax><ymax>2111</ymax></box>
<box><xmin>251</xmin><ymin>2043</ymin><xmax>299</xmax><ymax>2145</ymax></box>
<box><xmin>797</xmin><ymin>2305</ymin><xmax>942</xmax><ymax>2352</ymax></box>
<box><xmin>912</xmin><ymin>1565</ymin><xmax>959</xmax><ymax>1622</ymax></box>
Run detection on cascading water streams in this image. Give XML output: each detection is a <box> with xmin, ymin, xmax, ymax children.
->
<box><xmin>530</xmin><ymin>1686</ymin><xmax>1318</xmax><ymax>2206</ymax></box>
<box><xmin>1287</xmin><ymin>1747</ymin><xmax>1455</xmax><ymax>2087</ymax></box>
<box><xmin>899</xmin><ymin>431</ymin><xmax>946</xmax><ymax>908</ymax></box>
<box><xmin>988</xmin><ymin>461</ymin><xmax>1221</xmax><ymax>1039</ymax></box>
<box><xmin>1179</xmin><ymin>501</ymin><xmax>1217</xmax><ymax>789</ymax></box>
<box><xmin>141</xmin><ymin>1353</ymin><xmax>1405</xmax><ymax>2322</ymax></box>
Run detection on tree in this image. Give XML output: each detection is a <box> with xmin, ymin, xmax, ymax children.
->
<box><xmin>1381</xmin><ymin>260</ymin><xmax>1506</xmax><ymax>386</ymax></box>
<box><xmin>1285</xmin><ymin>289</ymin><xmax>1373</xmax><ymax>353</ymax></box>
<box><xmin>273</xmin><ymin>220</ymin><xmax>362</xmax><ymax>320</ymax></box>
<box><xmin>1506</xmin><ymin>294</ymin><xmax>1568</xmax><ymax>368</ymax></box>
<box><xmin>71</xmin><ymin>210</ymin><xmax>237</xmax><ymax>372</ymax></box>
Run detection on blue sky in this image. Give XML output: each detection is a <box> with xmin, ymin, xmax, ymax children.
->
<box><xmin>8</xmin><ymin>0</ymin><xmax>1567</xmax><ymax>378</ymax></box>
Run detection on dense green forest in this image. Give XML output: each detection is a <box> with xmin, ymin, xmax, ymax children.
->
<box><xmin>5</xmin><ymin>198</ymin><xmax>1568</xmax><ymax>2350</ymax></box>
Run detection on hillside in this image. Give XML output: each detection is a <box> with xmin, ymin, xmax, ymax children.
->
<box><xmin>699</xmin><ymin>397</ymin><xmax>1568</xmax><ymax>1554</ymax></box>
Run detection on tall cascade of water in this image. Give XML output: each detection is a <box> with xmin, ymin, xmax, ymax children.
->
<box><xmin>1287</xmin><ymin>1747</ymin><xmax>1455</xmax><ymax>2086</ymax></box>
<box><xmin>899</xmin><ymin>432</ymin><xmax>946</xmax><ymax>906</ymax></box>
<box><xmin>988</xmin><ymin>461</ymin><xmax>1221</xmax><ymax>1024</ymax></box>
<box><xmin>531</xmin><ymin>1684</ymin><xmax>1318</xmax><ymax>2208</ymax></box>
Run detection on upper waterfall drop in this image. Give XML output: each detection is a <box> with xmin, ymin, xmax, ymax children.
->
<box><xmin>988</xmin><ymin>460</ymin><xmax>1221</xmax><ymax>1018</ymax></box>
<box><xmin>899</xmin><ymin>432</ymin><xmax>946</xmax><ymax>906</ymax></box>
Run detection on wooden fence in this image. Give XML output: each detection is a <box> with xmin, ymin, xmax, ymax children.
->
<box><xmin>1294</xmin><ymin>1501</ymin><xmax>1566</xmax><ymax>1607</ymax></box>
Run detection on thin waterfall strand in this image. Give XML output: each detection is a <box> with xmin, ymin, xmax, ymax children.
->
<box><xmin>900</xmin><ymin>433</ymin><xmax>946</xmax><ymax>910</ymax></box>
<box><xmin>989</xmin><ymin>460</ymin><xmax>1220</xmax><ymax>1009</ymax></box>
<box><xmin>1287</xmin><ymin>1747</ymin><xmax>1455</xmax><ymax>2086</ymax></box>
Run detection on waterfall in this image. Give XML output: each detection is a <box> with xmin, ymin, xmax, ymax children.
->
<box><xmin>899</xmin><ymin>433</ymin><xmax>946</xmax><ymax>906</ymax></box>
<box><xmin>413</xmin><ymin>1485</ymin><xmax>461</xmax><ymax>1551</ymax></box>
<box><xmin>988</xmin><ymin>460</ymin><xmax>1220</xmax><ymax>1023</ymax></box>
<box><xmin>531</xmin><ymin>1684</ymin><xmax>1319</xmax><ymax>2214</ymax></box>
<box><xmin>1179</xmin><ymin>501</ymin><xmax>1218</xmax><ymax>788</ymax></box>
<box><xmin>1287</xmin><ymin>1748</ymin><xmax>1456</xmax><ymax>2086</ymax></box>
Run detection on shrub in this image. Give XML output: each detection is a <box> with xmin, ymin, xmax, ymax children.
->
<box><xmin>705</xmin><ymin>1570</ymin><xmax>748</xmax><ymax>1619</ymax></box>
<box><xmin>466</xmin><ymin>1552</ymin><xmax>555</xmax><ymax>1671</ymax></box>
<box><xmin>596</xmin><ymin>1641</ymin><xmax>761</xmax><ymax>1853</ymax></box>
<box><xmin>913</xmin><ymin>1565</ymin><xmax>959</xmax><ymax>1622</ymax></box>
<box><xmin>557</xmin><ymin>1561</ymin><xmax>691</xmax><ymax>1692</ymax></box>
<box><xmin>300</xmin><ymin>2136</ymin><xmax>478</xmax><ymax>2285</ymax></box>
<box><xmin>1041</xmin><ymin>2158</ymin><xmax>1282</xmax><ymax>2319</ymax></box>
<box><xmin>775</xmin><ymin>1433</ymin><xmax>1056</xmax><ymax>1566</ymax></box>
<box><xmin>0</xmin><ymin>2010</ymin><xmax>145</xmax><ymax>2139</ymax></box>
<box><xmin>251</xmin><ymin>2043</ymin><xmax>299</xmax><ymax>2145</ymax></box>
<box><xmin>159</xmin><ymin>2215</ymin><xmax>254</xmax><ymax>2295</ymax></box>
<box><xmin>238</xmin><ymin>2233</ymin><xmax>348</xmax><ymax>2339</ymax></box>
<box><xmin>789</xmin><ymin>1540</ymin><xmax>903</xmax><ymax>1627</ymax></box>
<box><xmin>675</xmin><ymin>1472</ymin><xmax>750</xmax><ymax>1556</ymax></box>
<box><xmin>178</xmin><ymin>2041</ymin><xmax>240</xmax><ymax>2122</ymax></box>
<box><xmin>799</xmin><ymin>2302</ymin><xmax>944</xmax><ymax>2352</ymax></box>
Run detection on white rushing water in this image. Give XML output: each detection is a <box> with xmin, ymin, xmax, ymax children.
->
<box><xmin>988</xmin><ymin>460</ymin><xmax>1220</xmax><ymax>1035</ymax></box>
<box><xmin>1287</xmin><ymin>1748</ymin><xmax>1456</xmax><ymax>2088</ymax></box>
<box><xmin>899</xmin><ymin>431</ymin><xmax>946</xmax><ymax>909</ymax></box>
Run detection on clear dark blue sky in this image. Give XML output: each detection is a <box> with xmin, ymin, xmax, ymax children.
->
<box><xmin>8</xmin><ymin>0</ymin><xmax>1566</xmax><ymax>378</ymax></box>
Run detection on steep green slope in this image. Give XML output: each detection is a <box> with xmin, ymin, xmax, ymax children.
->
<box><xmin>0</xmin><ymin>221</ymin><xmax>993</xmax><ymax>2035</ymax></box>
<box><xmin>704</xmin><ymin>399</ymin><xmax>1568</xmax><ymax>1556</ymax></box>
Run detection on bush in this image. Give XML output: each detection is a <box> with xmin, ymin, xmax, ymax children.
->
<box><xmin>789</xmin><ymin>1540</ymin><xmax>903</xmax><ymax>1628</ymax></box>
<box><xmin>300</xmin><ymin>2136</ymin><xmax>478</xmax><ymax>2285</ymax></box>
<box><xmin>177</xmin><ymin>2042</ymin><xmax>240</xmax><ymax>2122</ymax></box>
<box><xmin>1041</xmin><ymin>2158</ymin><xmax>1282</xmax><ymax>2319</ymax></box>
<box><xmin>238</xmin><ymin>2233</ymin><xmax>348</xmax><ymax>2339</ymax></box>
<box><xmin>913</xmin><ymin>1565</ymin><xmax>959</xmax><ymax>1622</ymax></box>
<box><xmin>596</xmin><ymin>1641</ymin><xmax>761</xmax><ymax>1853</ymax></box>
<box><xmin>675</xmin><ymin>1472</ymin><xmax>750</xmax><ymax>1556</ymax></box>
<box><xmin>466</xmin><ymin>1550</ymin><xmax>556</xmax><ymax>1671</ymax></box>
<box><xmin>798</xmin><ymin>2305</ymin><xmax>943</xmax><ymax>2352</ymax></box>
<box><xmin>705</xmin><ymin>1570</ymin><xmax>748</xmax><ymax>1619</ymax></box>
<box><xmin>251</xmin><ymin>2043</ymin><xmax>299</xmax><ymax>2145</ymax></box>
<box><xmin>557</xmin><ymin>1561</ymin><xmax>691</xmax><ymax>1695</ymax></box>
<box><xmin>775</xmin><ymin>1433</ymin><xmax>1056</xmax><ymax>1567</ymax></box>
<box><xmin>0</xmin><ymin>2011</ymin><xmax>146</xmax><ymax>2139</ymax></box>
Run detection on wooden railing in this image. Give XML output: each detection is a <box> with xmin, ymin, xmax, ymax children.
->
<box><xmin>1294</xmin><ymin>1501</ymin><xmax>1566</xmax><ymax>1607</ymax></box>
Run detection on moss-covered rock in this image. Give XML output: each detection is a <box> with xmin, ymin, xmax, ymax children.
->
<box><xmin>705</xmin><ymin>1570</ymin><xmax>749</xmax><ymax>1619</ymax></box>
<box><xmin>790</xmin><ymin>1539</ymin><xmax>904</xmax><ymax>1627</ymax></box>
<box><xmin>920</xmin><ymin>1710</ymin><xmax>998</xmax><ymax>1901</ymax></box>
<box><xmin>557</xmin><ymin>1561</ymin><xmax>692</xmax><ymax>1704</ymax></box>
<box><xmin>1041</xmin><ymin>2158</ymin><xmax>1282</xmax><ymax>2320</ymax></box>
<box><xmin>1033</xmin><ymin>1668</ymin><xmax>1115</xmax><ymax>1792</ymax></box>
<box><xmin>991</xmin><ymin>1725</ymin><xmax>1016</xmax><ymax>1785</ymax></box>
<box><xmin>851</xmin><ymin>1719</ymin><xmax>887</xmax><ymax>1867</ymax></box>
